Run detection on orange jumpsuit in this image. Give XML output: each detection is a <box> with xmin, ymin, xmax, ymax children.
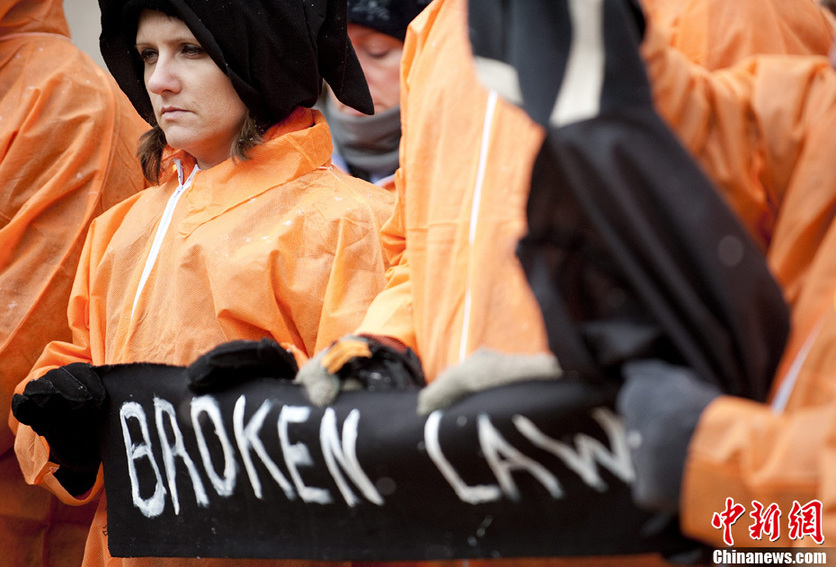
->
<box><xmin>12</xmin><ymin>108</ymin><xmax>394</xmax><ymax>567</ymax></box>
<box><xmin>642</xmin><ymin>14</ymin><xmax>836</xmax><ymax>548</ymax></box>
<box><xmin>640</xmin><ymin>0</ymin><xmax>834</xmax><ymax>255</ymax></box>
<box><xmin>354</xmin><ymin>0</ymin><xmax>659</xmax><ymax>565</ymax></box>
<box><xmin>357</xmin><ymin>0</ymin><xmax>836</xmax><ymax>398</ymax></box>
<box><xmin>354</xmin><ymin>0</ymin><xmax>836</xmax><ymax>564</ymax></box>
<box><xmin>354</xmin><ymin>0</ymin><xmax>550</xmax><ymax>382</ymax></box>
<box><xmin>1</xmin><ymin>0</ymin><xmax>147</xmax><ymax>565</ymax></box>
<box><xmin>641</xmin><ymin>0</ymin><xmax>834</xmax><ymax>71</ymax></box>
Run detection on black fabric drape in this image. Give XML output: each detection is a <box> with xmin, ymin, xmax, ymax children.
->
<box><xmin>469</xmin><ymin>0</ymin><xmax>788</xmax><ymax>401</ymax></box>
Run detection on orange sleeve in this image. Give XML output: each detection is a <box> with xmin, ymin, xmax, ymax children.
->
<box><xmin>352</xmin><ymin>9</ymin><xmax>432</xmax><ymax>352</ymax></box>
<box><xmin>8</xmin><ymin>197</ymin><xmax>143</xmax><ymax>506</ymax></box>
<box><xmin>681</xmin><ymin>395</ymin><xmax>836</xmax><ymax>546</ymax></box>
<box><xmin>9</xmin><ymin>206</ymin><xmax>119</xmax><ymax>408</ymax></box>
<box><xmin>642</xmin><ymin>18</ymin><xmax>836</xmax><ymax>304</ymax></box>
<box><xmin>0</xmin><ymin>38</ymin><xmax>146</xmax><ymax>458</ymax></box>
<box><xmin>642</xmin><ymin>20</ymin><xmax>776</xmax><ymax>250</ymax></box>
<box><xmin>11</xmin><ymin>220</ymin><xmax>102</xmax><ymax>505</ymax></box>
<box><xmin>639</xmin><ymin>13</ymin><xmax>836</xmax><ymax>548</ymax></box>
<box><xmin>354</xmin><ymin>167</ymin><xmax>418</xmax><ymax>352</ymax></box>
<box><xmin>307</xmin><ymin>185</ymin><xmax>395</xmax><ymax>356</ymax></box>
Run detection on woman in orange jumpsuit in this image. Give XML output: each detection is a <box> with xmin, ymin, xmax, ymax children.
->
<box><xmin>10</xmin><ymin>0</ymin><xmax>394</xmax><ymax>566</ymax></box>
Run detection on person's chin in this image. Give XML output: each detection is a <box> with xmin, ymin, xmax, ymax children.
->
<box><xmin>161</xmin><ymin>129</ymin><xmax>196</xmax><ymax>154</ymax></box>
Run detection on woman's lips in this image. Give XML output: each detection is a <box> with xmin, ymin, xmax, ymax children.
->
<box><xmin>160</xmin><ymin>107</ymin><xmax>187</xmax><ymax>120</ymax></box>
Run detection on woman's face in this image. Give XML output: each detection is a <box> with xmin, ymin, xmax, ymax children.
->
<box><xmin>136</xmin><ymin>10</ymin><xmax>248</xmax><ymax>169</ymax></box>
<box><xmin>330</xmin><ymin>23</ymin><xmax>404</xmax><ymax>116</ymax></box>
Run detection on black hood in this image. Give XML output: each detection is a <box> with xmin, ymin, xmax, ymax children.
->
<box><xmin>468</xmin><ymin>0</ymin><xmax>788</xmax><ymax>400</ymax></box>
<box><xmin>99</xmin><ymin>0</ymin><xmax>374</xmax><ymax>128</ymax></box>
<box><xmin>347</xmin><ymin>0</ymin><xmax>431</xmax><ymax>41</ymax></box>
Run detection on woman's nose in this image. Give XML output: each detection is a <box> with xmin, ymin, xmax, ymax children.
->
<box><xmin>146</xmin><ymin>56</ymin><xmax>179</xmax><ymax>95</ymax></box>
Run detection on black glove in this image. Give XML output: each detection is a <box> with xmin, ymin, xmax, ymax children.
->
<box><xmin>332</xmin><ymin>336</ymin><xmax>425</xmax><ymax>392</ymax></box>
<box><xmin>186</xmin><ymin>338</ymin><xmax>298</xmax><ymax>393</ymax></box>
<box><xmin>616</xmin><ymin>359</ymin><xmax>721</xmax><ymax>513</ymax></box>
<box><xmin>12</xmin><ymin>362</ymin><xmax>107</xmax><ymax>495</ymax></box>
<box><xmin>296</xmin><ymin>335</ymin><xmax>426</xmax><ymax>406</ymax></box>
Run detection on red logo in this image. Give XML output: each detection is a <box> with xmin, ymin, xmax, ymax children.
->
<box><xmin>712</xmin><ymin>498</ymin><xmax>825</xmax><ymax>546</ymax></box>
<box><xmin>788</xmin><ymin>499</ymin><xmax>824</xmax><ymax>545</ymax></box>
<box><xmin>712</xmin><ymin>497</ymin><xmax>746</xmax><ymax>546</ymax></box>
<box><xmin>748</xmin><ymin>501</ymin><xmax>781</xmax><ymax>542</ymax></box>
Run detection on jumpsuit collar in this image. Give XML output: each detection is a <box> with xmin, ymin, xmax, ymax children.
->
<box><xmin>164</xmin><ymin>107</ymin><xmax>334</xmax><ymax>237</ymax></box>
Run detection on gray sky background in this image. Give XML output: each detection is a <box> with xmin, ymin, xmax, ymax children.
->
<box><xmin>64</xmin><ymin>0</ymin><xmax>107</xmax><ymax>70</ymax></box>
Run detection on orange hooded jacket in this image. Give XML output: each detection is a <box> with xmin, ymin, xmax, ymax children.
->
<box><xmin>642</xmin><ymin>11</ymin><xmax>836</xmax><ymax>549</ymax></box>
<box><xmin>0</xmin><ymin>0</ymin><xmax>147</xmax><ymax>565</ymax></box>
<box><xmin>355</xmin><ymin>3</ymin><xmax>661</xmax><ymax>566</ymax></box>
<box><xmin>643</xmin><ymin>0</ymin><xmax>834</xmax><ymax>259</ymax></box>
<box><xmin>355</xmin><ymin>0</ymin><xmax>834</xmax><ymax>565</ymax></box>
<box><xmin>10</xmin><ymin>1</ymin><xmax>830</xmax><ymax>566</ymax></box>
<box><xmin>12</xmin><ymin>107</ymin><xmax>395</xmax><ymax>567</ymax></box>
<box><xmin>642</xmin><ymin>0</ymin><xmax>834</xmax><ymax>71</ymax></box>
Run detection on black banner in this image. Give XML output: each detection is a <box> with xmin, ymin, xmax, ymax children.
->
<box><xmin>98</xmin><ymin>364</ymin><xmax>692</xmax><ymax>560</ymax></box>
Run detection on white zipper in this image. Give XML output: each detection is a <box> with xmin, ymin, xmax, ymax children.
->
<box><xmin>130</xmin><ymin>159</ymin><xmax>199</xmax><ymax>321</ymax></box>
<box><xmin>458</xmin><ymin>90</ymin><xmax>498</xmax><ymax>362</ymax></box>
<box><xmin>771</xmin><ymin>315</ymin><xmax>824</xmax><ymax>413</ymax></box>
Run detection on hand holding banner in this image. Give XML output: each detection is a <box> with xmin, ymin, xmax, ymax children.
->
<box><xmin>97</xmin><ymin>363</ymin><xmax>697</xmax><ymax>560</ymax></box>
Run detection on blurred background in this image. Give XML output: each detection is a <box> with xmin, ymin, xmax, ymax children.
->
<box><xmin>64</xmin><ymin>0</ymin><xmax>106</xmax><ymax>69</ymax></box>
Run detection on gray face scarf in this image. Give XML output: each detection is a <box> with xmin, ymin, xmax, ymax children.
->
<box><xmin>327</xmin><ymin>103</ymin><xmax>402</xmax><ymax>179</ymax></box>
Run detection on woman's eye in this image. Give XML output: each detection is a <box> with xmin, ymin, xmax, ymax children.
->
<box><xmin>181</xmin><ymin>44</ymin><xmax>205</xmax><ymax>56</ymax></box>
<box><xmin>138</xmin><ymin>49</ymin><xmax>157</xmax><ymax>63</ymax></box>
<box><xmin>364</xmin><ymin>46</ymin><xmax>391</xmax><ymax>59</ymax></box>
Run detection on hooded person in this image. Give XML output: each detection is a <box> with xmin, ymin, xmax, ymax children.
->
<box><xmin>615</xmin><ymin>0</ymin><xmax>836</xmax><ymax>550</ymax></box>
<box><xmin>320</xmin><ymin>0</ymin><xmax>431</xmax><ymax>187</ymax></box>
<box><xmin>10</xmin><ymin>1</ymin><xmax>397</xmax><ymax>566</ymax></box>
<box><xmin>295</xmin><ymin>0</ymin><xmax>836</xmax><ymax>406</ymax></box>
<box><xmin>287</xmin><ymin>0</ymin><xmax>812</xmax><ymax>565</ymax></box>
<box><xmin>449</xmin><ymin>0</ymin><xmax>836</xmax><ymax>556</ymax></box>
<box><xmin>466</xmin><ymin>0</ymin><xmax>790</xmax><ymax>559</ymax></box>
<box><xmin>1</xmin><ymin>0</ymin><xmax>147</xmax><ymax>565</ymax></box>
